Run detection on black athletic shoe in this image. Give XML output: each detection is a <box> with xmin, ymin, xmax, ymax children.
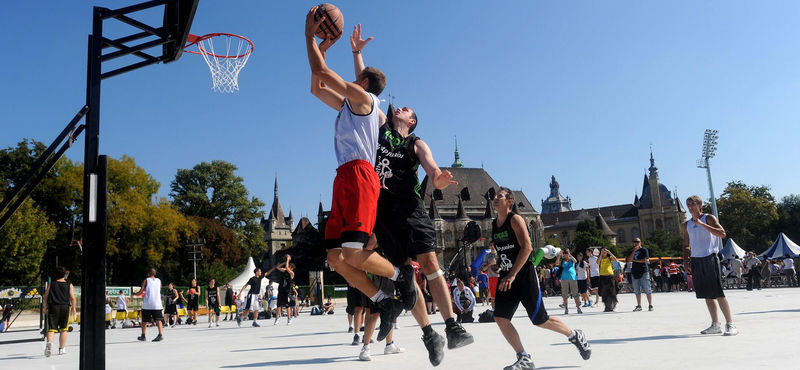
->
<box><xmin>348</xmin><ymin>326</ymin><xmax>354</xmax><ymax>333</ymax></box>
<box><xmin>137</xmin><ymin>334</ymin><xmax>146</xmax><ymax>341</ymax></box>
<box><xmin>444</xmin><ymin>321</ymin><xmax>474</xmax><ymax>349</ymax></box>
<box><xmin>376</xmin><ymin>298</ymin><xmax>404</xmax><ymax>342</ymax></box>
<box><xmin>395</xmin><ymin>265</ymin><xmax>418</xmax><ymax>311</ymax></box>
<box><xmin>152</xmin><ymin>334</ymin><xmax>163</xmax><ymax>342</ymax></box>
<box><xmin>422</xmin><ymin>330</ymin><xmax>445</xmax><ymax>367</ymax></box>
<box><xmin>569</xmin><ymin>329</ymin><xmax>591</xmax><ymax>360</ymax></box>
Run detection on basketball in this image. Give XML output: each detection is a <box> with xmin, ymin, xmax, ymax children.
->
<box><xmin>314</xmin><ymin>4</ymin><xmax>344</xmax><ymax>39</ymax></box>
<box><xmin>543</xmin><ymin>245</ymin><xmax>561</xmax><ymax>259</ymax></box>
<box><xmin>188</xmin><ymin>288</ymin><xmax>197</xmax><ymax>295</ymax></box>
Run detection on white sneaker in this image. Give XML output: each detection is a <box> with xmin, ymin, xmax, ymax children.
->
<box><xmin>58</xmin><ymin>348</ymin><xmax>66</xmax><ymax>355</ymax></box>
<box><xmin>359</xmin><ymin>345</ymin><xmax>372</xmax><ymax>361</ymax></box>
<box><xmin>287</xmin><ymin>318</ymin><xmax>293</xmax><ymax>326</ymax></box>
<box><xmin>503</xmin><ymin>353</ymin><xmax>535</xmax><ymax>370</ymax></box>
<box><xmin>701</xmin><ymin>322</ymin><xmax>722</xmax><ymax>334</ymax></box>
<box><xmin>45</xmin><ymin>342</ymin><xmax>52</xmax><ymax>358</ymax></box>
<box><xmin>216</xmin><ymin>322</ymin><xmax>220</xmax><ymax>327</ymax></box>
<box><xmin>208</xmin><ymin>322</ymin><xmax>213</xmax><ymax>328</ymax></box>
<box><xmin>723</xmin><ymin>323</ymin><xmax>738</xmax><ymax>336</ymax></box>
<box><xmin>393</xmin><ymin>322</ymin><xmax>399</xmax><ymax>330</ymax></box>
<box><xmin>274</xmin><ymin>317</ymin><xmax>280</xmax><ymax>325</ymax></box>
<box><xmin>384</xmin><ymin>342</ymin><xmax>406</xmax><ymax>355</ymax></box>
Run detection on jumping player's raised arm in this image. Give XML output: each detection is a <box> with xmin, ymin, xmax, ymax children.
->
<box><xmin>416</xmin><ymin>139</ymin><xmax>458</xmax><ymax>190</ymax></box>
<box><xmin>310</xmin><ymin>34</ymin><xmax>344</xmax><ymax>111</ymax></box>
<box><xmin>306</xmin><ymin>6</ymin><xmax>371</xmax><ymax>114</ymax></box>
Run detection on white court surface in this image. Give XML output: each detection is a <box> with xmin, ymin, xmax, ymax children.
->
<box><xmin>1</xmin><ymin>288</ymin><xmax>798</xmax><ymax>369</ymax></box>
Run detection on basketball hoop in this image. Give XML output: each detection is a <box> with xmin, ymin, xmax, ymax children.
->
<box><xmin>184</xmin><ymin>33</ymin><xmax>254</xmax><ymax>93</ymax></box>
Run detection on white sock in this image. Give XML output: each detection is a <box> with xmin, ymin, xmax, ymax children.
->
<box><xmin>370</xmin><ymin>290</ymin><xmax>389</xmax><ymax>303</ymax></box>
<box><xmin>568</xmin><ymin>330</ymin><xmax>576</xmax><ymax>340</ymax></box>
<box><xmin>390</xmin><ymin>267</ymin><xmax>400</xmax><ymax>281</ymax></box>
<box><xmin>519</xmin><ymin>351</ymin><xmax>530</xmax><ymax>358</ymax></box>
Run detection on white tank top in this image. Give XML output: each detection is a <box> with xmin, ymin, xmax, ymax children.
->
<box><xmin>334</xmin><ymin>93</ymin><xmax>380</xmax><ymax>167</ymax></box>
<box><xmin>142</xmin><ymin>277</ymin><xmax>163</xmax><ymax>310</ymax></box>
<box><xmin>687</xmin><ymin>214</ymin><xmax>722</xmax><ymax>258</ymax></box>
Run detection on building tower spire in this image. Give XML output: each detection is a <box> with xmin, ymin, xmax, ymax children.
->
<box><xmin>452</xmin><ymin>136</ymin><xmax>465</xmax><ymax>168</ymax></box>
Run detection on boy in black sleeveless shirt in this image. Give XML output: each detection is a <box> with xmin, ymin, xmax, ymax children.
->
<box><xmin>492</xmin><ymin>187</ymin><xmax>591</xmax><ymax>370</ymax></box>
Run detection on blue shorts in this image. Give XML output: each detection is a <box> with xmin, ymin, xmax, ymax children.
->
<box><xmin>632</xmin><ymin>273</ymin><xmax>652</xmax><ymax>295</ymax></box>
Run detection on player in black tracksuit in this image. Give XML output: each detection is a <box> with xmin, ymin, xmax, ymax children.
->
<box><xmin>491</xmin><ymin>187</ymin><xmax>591</xmax><ymax>370</ymax></box>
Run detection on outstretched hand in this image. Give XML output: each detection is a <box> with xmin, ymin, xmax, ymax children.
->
<box><xmin>350</xmin><ymin>24</ymin><xmax>373</xmax><ymax>52</ymax></box>
<box><xmin>433</xmin><ymin>170</ymin><xmax>458</xmax><ymax>190</ymax></box>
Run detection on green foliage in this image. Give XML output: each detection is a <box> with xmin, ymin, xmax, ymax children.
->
<box><xmin>170</xmin><ymin>160</ymin><xmax>266</xmax><ymax>259</ymax></box>
<box><xmin>776</xmin><ymin>194</ymin><xmax>800</xmax><ymax>243</ymax></box>
<box><xmin>0</xmin><ymin>199</ymin><xmax>56</xmax><ymax>285</ymax></box>
<box><xmin>644</xmin><ymin>229</ymin><xmax>683</xmax><ymax>257</ymax></box>
<box><xmin>197</xmin><ymin>261</ymin><xmax>239</xmax><ymax>287</ymax></box>
<box><xmin>709</xmin><ymin>181</ymin><xmax>778</xmax><ymax>251</ymax></box>
<box><xmin>571</xmin><ymin>219</ymin><xmax>618</xmax><ymax>256</ymax></box>
<box><xmin>542</xmin><ymin>237</ymin><xmax>562</xmax><ymax>248</ymax></box>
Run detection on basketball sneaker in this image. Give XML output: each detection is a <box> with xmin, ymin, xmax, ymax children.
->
<box><xmin>723</xmin><ymin>323</ymin><xmax>738</xmax><ymax>336</ymax></box>
<box><xmin>376</xmin><ymin>298</ymin><xmax>404</xmax><ymax>342</ymax></box>
<box><xmin>421</xmin><ymin>330</ymin><xmax>445</xmax><ymax>366</ymax></box>
<box><xmin>384</xmin><ymin>342</ymin><xmax>406</xmax><ymax>355</ymax></box>
<box><xmin>58</xmin><ymin>347</ymin><xmax>66</xmax><ymax>355</ymax></box>
<box><xmin>208</xmin><ymin>322</ymin><xmax>213</xmax><ymax>328</ymax></box>
<box><xmin>569</xmin><ymin>329</ymin><xmax>591</xmax><ymax>360</ymax></box>
<box><xmin>274</xmin><ymin>317</ymin><xmax>280</xmax><ymax>325</ymax></box>
<box><xmin>503</xmin><ymin>353</ymin><xmax>535</xmax><ymax>370</ymax></box>
<box><xmin>137</xmin><ymin>334</ymin><xmax>146</xmax><ymax>342</ymax></box>
<box><xmin>236</xmin><ymin>316</ymin><xmax>242</xmax><ymax>328</ymax></box>
<box><xmin>287</xmin><ymin>318</ymin><xmax>292</xmax><ymax>326</ymax></box>
<box><xmin>45</xmin><ymin>342</ymin><xmax>52</xmax><ymax>357</ymax></box>
<box><xmin>633</xmin><ymin>306</ymin><xmax>642</xmax><ymax>312</ymax></box>
<box><xmin>352</xmin><ymin>334</ymin><xmax>361</xmax><ymax>346</ymax></box>
<box><xmin>252</xmin><ymin>321</ymin><xmax>260</xmax><ymax>328</ymax></box>
<box><xmin>152</xmin><ymin>334</ymin><xmax>163</xmax><ymax>342</ymax></box>
<box><xmin>359</xmin><ymin>345</ymin><xmax>372</xmax><ymax>361</ymax></box>
<box><xmin>444</xmin><ymin>321</ymin><xmax>474</xmax><ymax>349</ymax></box>
<box><xmin>648</xmin><ymin>305</ymin><xmax>654</xmax><ymax>311</ymax></box>
<box><xmin>395</xmin><ymin>265</ymin><xmax>418</xmax><ymax>311</ymax></box>
<box><xmin>701</xmin><ymin>322</ymin><xmax>722</xmax><ymax>335</ymax></box>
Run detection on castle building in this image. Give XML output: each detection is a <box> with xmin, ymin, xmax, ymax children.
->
<box><xmin>539</xmin><ymin>150</ymin><xmax>687</xmax><ymax>250</ymax></box>
<box><xmin>261</xmin><ymin>176</ymin><xmax>293</xmax><ymax>267</ymax></box>
<box><xmin>541</xmin><ymin>175</ymin><xmax>573</xmax><ymax>214</ymax></box>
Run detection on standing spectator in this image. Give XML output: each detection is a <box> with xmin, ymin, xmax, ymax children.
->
<box><xmin>575</xmin><ymin>253</ymin><xmax>591</xmax><ymax>307</ymax></box>
<box><xmin>660</xmin><ymin>264</ymin><xmax>670</xmax><ymax>292</ymax></box>
<box><xmin>783</xmin><ymin>254</ymin><xmax>797</xmax><ymax>287</ymax></box>
<box><xmin>137</xmin><ymin>268</ymin><xmax>164</xmax><ymax>342</ymax></box>
<box><xmin>652</xmin><ymin>263</ymin><xmax>662</xmax><ymax>292</ymax></box>
<box><xmin>1</xmin><ymin>302</ymin><xmax>12</xmax><ymax>332</ymax></box>
<box><xmin>629</xmin><ymin>238</ymin><xmax>653</xmax><ymax>311</ymax></box>
<box><xmin>557</xmin><ymin>249</ymin><xmax>582</xmax><ymax>315</ymax></box>
<box><xmin>744</xmin><ymin>252</ymin><xmax>762</xmax><ymax>291</ymax></box>
<box><xmin>477</xmin><ymin>270</ymin><xmax>489</xmax><ymax>305</ymax></box>
<box><xmin>588</xmin><ymin>249</ymin><xmax>601</xmax><ymax>308</ymax></box>
<box><xmin>112</xmin><ymin>290</ymin><xmax>128</xmax><ymax>329</ymax></box>
<box><xmin>42</xmin><ymin>267</ymin><xmax>77</xmax><ymax>356</ymax></box>
<box><xmin>482</xmin><ymin>243</ymin><xmax>499</xmax><ymax>308</ymax></box>
<box><xmin>222</xmin><ymin>284</ymin><xmax>234</xmax><ymax>321</ymax></box>
<box><xmin>452</xmin><ymin>278</ymin><xmax>476</xmax><ymax>323</ymax></box>
<box><xmin>761</xmin><ymin>259</ymin><xmax>773</xmax><ymax>288</ymax></box>
<box><xmin>682</xmin><ymin>195</ymin><xmax>736</xmax><ymax>336</ymax></box>
<box><xmin>164</xmin><ymin>283</ymin><xmax>179</xmax><ymax>327</ymax></box>
<box><xmin>346</xmin><ymin>283</ymin><xmax>367</xmax><ymax>344</ymax></box>
<box><xmin>624</xmin><ymin>260</ymin><xmax>633</xmax><ymax>285</ymax></box>
<box><xmin>667</xmin><ymin>261</ymin><xmax>680</xmax><ymax>292</ymax></box>
<box><xmin>598</xmin><ymin>247</ymin><xmax>619</xmax><ymax>312</ymax></box>
<box><xmin>730</xmin><ymin>256</ymin><xmax>744</xmax><ymax>289</ymax></box>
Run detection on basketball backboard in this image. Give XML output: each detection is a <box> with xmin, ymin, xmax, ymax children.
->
<box><xmin>163</xmin><ymin>0</ymin><xmax>199</xmax><ymax>63</ymax></box>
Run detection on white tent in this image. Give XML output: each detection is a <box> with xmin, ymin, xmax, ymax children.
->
<box><xmin>759</xmin><ymin>233</ymin><xmax>800</xmax><ymax>259</ymax></box>
<box><xmin>720</xmin><ymin>239</ymin><xmax>747</xmax><ymax>261</ymax></box>
<box><xmin>226</xmin><ymin>257</ymin><xmax>270</xmax><ymax>296</ymax></box>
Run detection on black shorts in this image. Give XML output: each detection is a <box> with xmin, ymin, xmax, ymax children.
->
<box><xmin>165</xmin><ymin>304</ymin><xmax>177</xmax><ymax>315</ymax></box>
<box><xmin>187</xmin><ymin>300</ymin><xmax>199</xmax><ymax>311</ymax></box>
<box><xmin>373</xmin><ymin>201</ymin><xmax>436</xmax><ymax>266</ymax></box>
<box><xmin>578</xmin><ymin>279</ymin><xmax>589</xmax><ymax>294</ymax></box>
<box><xmin>494</xmin><ymin>267</ymin><xmax>550</xmax><ymax>325</ymax></box>
<box><xmin>47</xmin><ymin>304</ymin><xmax>70</xmax><ymax>332</ymax></box>
<box><xmin>691</xmin><ymin>254</ymin><xmax>725</xmax><ymax>299</ymax></box>
<box><xmin>346</xmin><ymin>286</ymin><xmax>367</xmax><ymax>311</ymax></box>
<box><xmin>590</xmin><ymin>276</ymin><xmax>600</xmax><ymax>289</ymax></box>
<box><xmin>141</xmin><ymin>309</ymin><xmax>164</xmax><ymax>323</ymax></box>
<box><xmin>669</xmin><ymin>275</ymin><xmax>681</xmax><ymax>285</ymax></box>
<box><xmin>277</xmin><ymin>290</ymin><xmax>290</xmax><ymax>308</ymax></box>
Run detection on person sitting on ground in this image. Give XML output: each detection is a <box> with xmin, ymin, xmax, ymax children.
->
<box><xmin>452</xmin><ymin>277</ymin><xmax>476</xmax><ymax>323</ymax></box>
<box><xmin>323</xmin><ymin>295</ymin><xmax>335</xmax><ymax>315</ymax></box>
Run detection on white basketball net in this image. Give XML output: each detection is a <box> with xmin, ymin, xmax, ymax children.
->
<box><xmin>193</xmin><ymin>35</ymin><xmax>253</xmax><ymax>93</ymax></box>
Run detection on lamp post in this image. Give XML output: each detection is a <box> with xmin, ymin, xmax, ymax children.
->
<box><xmin>696</xmin><ymin>129</ymin><xmax>720</xmax><ymax>219</ymax></box>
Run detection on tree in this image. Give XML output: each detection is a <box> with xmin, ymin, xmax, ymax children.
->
<box><xmin>571</xmin><ymin>219</ymin><xmax>618</xmax><ymax>257</ymax></box>
<box><xmin>0</xmin><ymin>199</ymin><xmax>56</xmax><ymax>285</ymax></box>
<box><xmin>707</xmin><ymin>181</ymin><xmax>778</xmax><ymax>252</ymax></box>
<box><xmin>170</xmin><ymin>160</ymin><xmax>266</xmax><ymax>259</ymax></box>
<box><xmin>776</xmin><ymin>194</ymin><xmax>800</xmax><ymax>243</ymax></box>
<box><xmin>644</xmin><ymin>229</ymin><xmax>683</xmax><ymax>257</ymax></box>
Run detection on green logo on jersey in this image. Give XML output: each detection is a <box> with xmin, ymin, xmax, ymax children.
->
<box><xmin>494</xmin><ymin>231</ymin><xmax>509</xmax><ymax>240</ymax></box>
<box><xmin>384</xmin><ymin>130</ymin><xmax>406</xmax><ymax>146</ymax></box>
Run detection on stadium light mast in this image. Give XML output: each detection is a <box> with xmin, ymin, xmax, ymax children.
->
<box><xmin>696</xmin><ymin>129</ymin><xmax>720</xmax><ymax>219</ymax></box>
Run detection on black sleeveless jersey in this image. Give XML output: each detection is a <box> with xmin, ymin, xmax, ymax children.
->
<box><xmin>375</xmin><ymin>123</ymin><xmax>423</xmax><ymax>208</ymax></box>
<box><xmin>492</xmin><ymin>212</ymin><xmax>530</xmax><ymax>278</ymax></box>
<box><xmin>280</xmin><ymin>271</ymin><xmax>292</xmax><ymax>293</ymax></box>
<box><xmin>207</xmin><ymin>286</ymin><xmax>219</xmax><ymax>306</ymax></box>
<box><xmin>166</xmin><ymin>289</ymin><xmax>177</xmax><ymax>305</ymax></box>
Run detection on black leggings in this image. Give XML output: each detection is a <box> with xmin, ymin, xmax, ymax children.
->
<box><xmin>746</xmin><ymin>269</ymin><xmax>761</xmax><ymax>290</ymax></box>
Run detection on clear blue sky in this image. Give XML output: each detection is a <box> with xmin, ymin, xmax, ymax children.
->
<box><xmin>3</xmin><ymin>1</ymin><xmax>799</xmax><ymax>223</ymax></box>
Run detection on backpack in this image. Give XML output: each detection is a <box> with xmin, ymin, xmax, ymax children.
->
<box><xmin>310</xmin><ymin>306</ymin><xmax>323</xmax><ymax>315</ymax></box>
<box><xmin>478</xmin><ymin>309</ymin><xmax>495</xmax><ymax>323</ymax></box>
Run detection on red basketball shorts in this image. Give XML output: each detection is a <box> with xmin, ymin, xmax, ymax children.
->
<box><xmin>325</xmin><ymin>160</ymin><xmax>380</xmax><ymax>248</ymax></box>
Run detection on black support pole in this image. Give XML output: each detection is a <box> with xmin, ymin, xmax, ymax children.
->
<box><xmin>80</xmin><ymin>7</ymin><xmax>106</xmax><ymax>370</ymax></box>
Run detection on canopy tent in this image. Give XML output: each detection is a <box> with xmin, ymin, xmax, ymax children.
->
<box><xmin>720</xmin><ymin>239</ymin><xmax>747</xmax><ymax>261</ymax></box>
<box><xmin>226</xmin><ymin>257</ymin><xmax>269</xmax><ymax>296</ymax></box>
<box><xmin>759</xmin><ymin>233</ymin><xmax>800</xmax><ymax>259</ymax></box>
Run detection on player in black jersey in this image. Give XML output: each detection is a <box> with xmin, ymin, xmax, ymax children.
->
<box><xmin>352</xmin><ymin>25</ymin><xmax>473</xmax><ymax>366</ymax></box>
<box><xmin>206</xmin><ymin>279</ymin><xmax>221</xmax><ymax>328</ymax></box>
<box><xmin>491</xmin><ymin>187</ymin><xmax>591</xmax><ymax>370</ymax></box>
<box><xmin>274</xmin><ymin>255</ymin><xmax>296</xmax><ymax>325</ymax></box>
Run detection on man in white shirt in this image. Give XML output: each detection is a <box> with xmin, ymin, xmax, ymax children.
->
<box><xmin>451</xmin><ymin>278</ymin><xmax>476</xmax><ymax>323</ymax></box>
<box><xmin>783</xmin><ymin>254</ymin><xmax>797</xmax><ymax>287</ymax></box>
<box><xmin>588</xmin><ymin>249</ymin><xmax>600</xmax><ymax>308</ymax></box>
<box><xmin>113</xmin><ymin>291</ymin><xmax>128</xmax><ymax>328</ymax></box>
<box><xmin>730</xmin><ymin>256</ymin><xmax>744</xmax><ymax>289</ymax></box>
<box><xmin>138</xmin><ymin>269</ymin><xmax>164</xmax><ymax>342</ymax></box>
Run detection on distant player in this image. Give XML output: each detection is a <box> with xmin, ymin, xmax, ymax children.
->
<box><xmin>206</xmin><ymin>279</ymin><xmax>221</xmax><ymax>328</ymax></box>
<box><xmin>491</xmin><ymin>187</ymin><xmax>590</xmax><ymax>369</ymax></box>
<box><xmin>237</xmin><ymin>268</ymin><xmax>263</xmax><ymax>328</ymax></box>
<box><xmin>138</xmin><ymin>268</ymin><xmax>164</xmax><ymax>342</ymax></box>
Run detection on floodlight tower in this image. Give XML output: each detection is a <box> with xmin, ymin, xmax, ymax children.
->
<box><xmin>696</xmin><ymin>129</ymin><xmax>720</xmax><ymax>219</ymax></box>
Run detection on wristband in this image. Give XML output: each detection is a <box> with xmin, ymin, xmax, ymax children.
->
<box><xmin>352</xmin><ymin>50</ymin><xmax>361</xmax><ymax>54</ymax></box>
